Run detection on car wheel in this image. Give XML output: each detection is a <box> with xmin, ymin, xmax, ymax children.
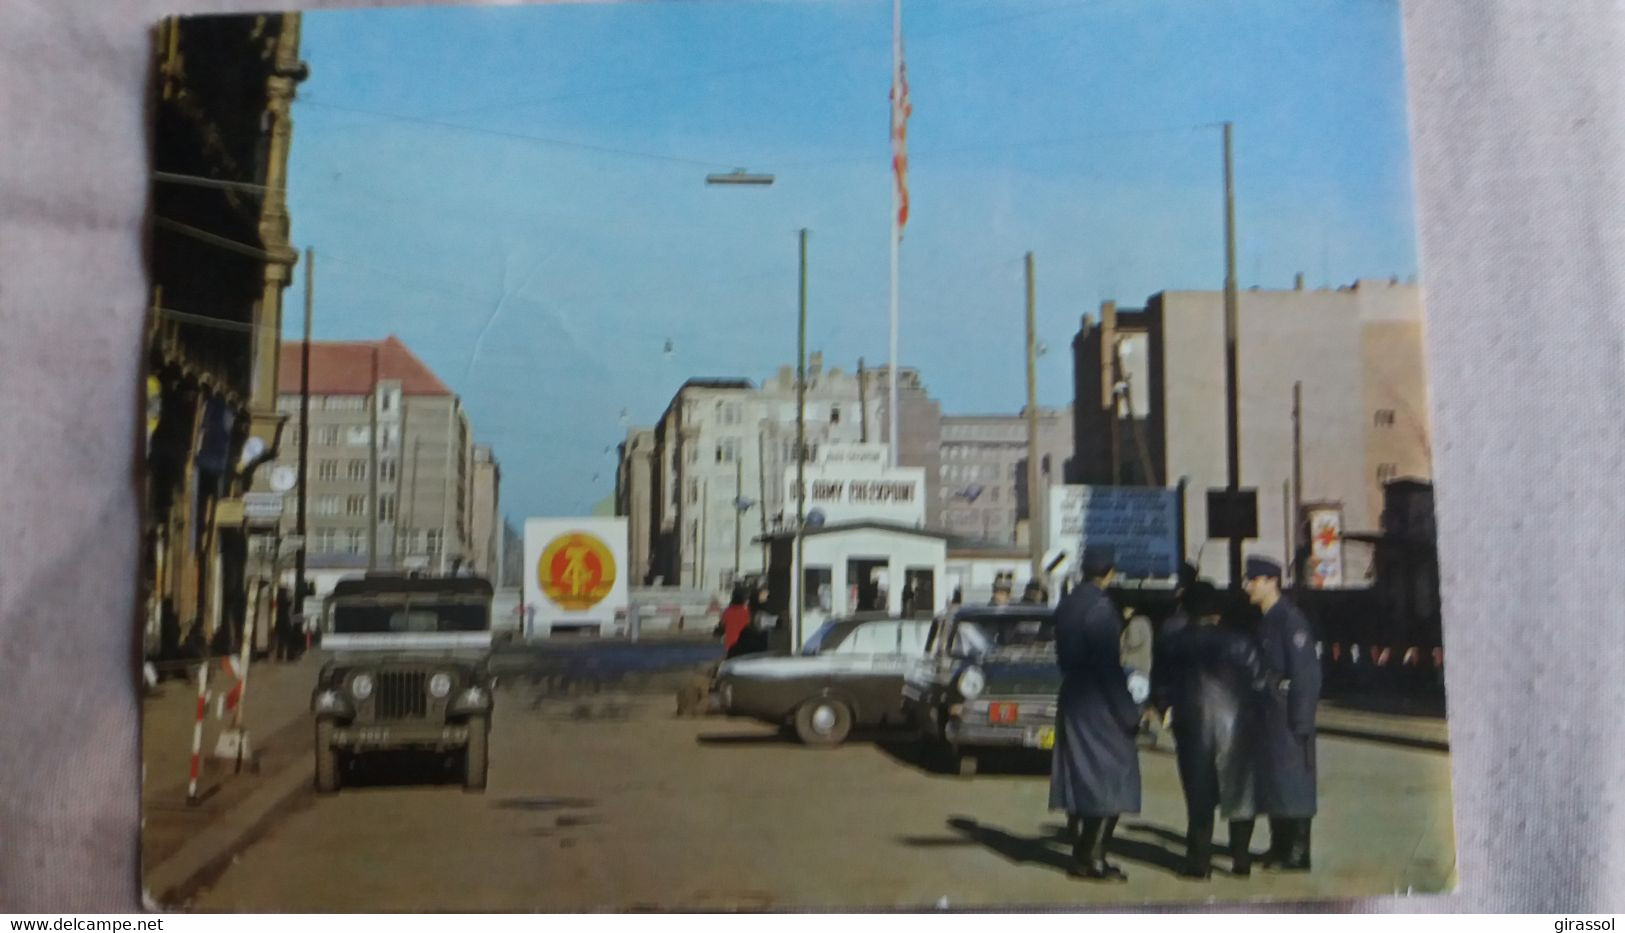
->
<box><xmin>463</xmin><ymin>715</ymin><xmax>489</xmax><ymax>792</ymax></box>
<box><xmin>793</xmin><ymin>697</ymin><xmax>853</xmax><ymax>747</ymax></box>
<box><xmin>314</xmin><ymin>720</ymin><xmax>340</xmax><ymax>794</ymax></box>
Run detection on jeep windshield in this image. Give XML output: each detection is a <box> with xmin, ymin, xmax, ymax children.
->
<box><xmin>330</xmin><ymin>597</ymin><xmax>490</xmax><ymax>634</ymax></box>
<box><xmin>945</xmin><ymin>610</ymin><xmax>1056</xmax><ymax>661</ymax></box>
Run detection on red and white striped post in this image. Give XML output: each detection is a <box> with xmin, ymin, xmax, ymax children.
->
<box><xmin>187</xmin><ymin>658</ymin><xmax>210</xmax><ymax>804</ymax></box>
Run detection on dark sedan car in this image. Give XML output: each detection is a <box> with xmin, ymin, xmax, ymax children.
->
<box><xmin>901</xmin><ymin>604</ymin><xmax>1062</xmax><ymax>776</ymax></box>
<box><xmin>713</xmin><ymin>613</ymin><xmax>932</xmax><ymax>746</ymax></box>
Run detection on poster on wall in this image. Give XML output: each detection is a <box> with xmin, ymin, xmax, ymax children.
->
<box><xmin>1307</xmin><ymin>504</ymin><xmax>1345</xmax><ymax>588</ymax></box>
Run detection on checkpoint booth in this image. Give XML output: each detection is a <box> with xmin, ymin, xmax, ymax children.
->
<box><xmin>761</xmin><ymin>521</ymin><xmax>950</xmax><ymax>654</ymax></box>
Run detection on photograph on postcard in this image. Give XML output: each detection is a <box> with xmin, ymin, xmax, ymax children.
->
<box><xmin>139</xmin><ymin>0</ymin><xmax>1456</xmax><ymax>910</ymax></box>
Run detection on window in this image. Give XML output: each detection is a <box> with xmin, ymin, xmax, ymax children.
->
<box><xmin>803</xmin><ymin>566</ymin><xmax>833</xmax><ymax>611</ymax></box>
<box><xmin>346</xmin><ymin>529</ymin><xmax>365</xmax><ymax>554</ymax></box>
<box><xmin>687</xmin><ymin>444</ymin><xmax>700</xmax><ymax>464</ymax></box>
<box><xmin>380</xmin><ymin>426</ymin><xmax>398</xmax><ymax>449</ymax></box>
<box><xmin>1374</xmin><ymin>409</ymin><xmax>1397</xmax><ymax>427</ymax></box>
<box><xmin>317</xmin><ymin>460</ymin><xmax>338</xmax><ymax>481</ymax></box>
<box><xmin>1377</xmin><ymin>463</ymin><xmax>1399</xmax><ymax>483</ymax></box>
<box><xmin>830</xmin><ymin>404</ymin><xmax>841</xmax><ymax>424</ymax></box>
<box><xmin>346</xmin><ymin>426</ymin><xmax>370</xmax><ymax>446</ymax></box>
<box><xmin>716</xmin><ymin>437</ymin><xmax>740</xmax><ymax>463</ymax></box>
<box><xmin>319</xmin><ymin>426</ymin><xmax>341</xmax><ymax>446</ymax></box>
<box><xmin>316</xmin><ymin>529</ymin><xmax>337</xmax><ymax>552</ymax></box>
<box><xmin>346</xmin><ymin>494</ymin><xmax>367</xmax><ymax>517</ymax></box>
<box><xmin>316</xmin><ymin>495</ymin><xmax>340</xmax><ymax>516</ymax></box>
<box><xmin>379</xmin><ymin>460</ymin><xmax>397</xmax><ymax>483</ymax></box>
<box><xmin>347</xmin><ymin>460</ymin><xmax>367</xmax><ymax>481</ymax></box>
<box><xmin>378</xmin><ymin>494</ymin><xmax>396</xmax><ymax>522</ymax></box>
<box><xmin>425</xmin><ymin>530</ymin><xmax>441</xmax><ymax>555</ymax></box>
<box><xmin>688</xmin><ymin>480</ymin><xmax>700</xmax><ymax>504</ymax></box>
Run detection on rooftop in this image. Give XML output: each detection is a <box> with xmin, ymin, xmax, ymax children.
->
<box><xmin>278</xmin><ymin>335</ymin><xmax>452</xmax><ymax>397</ymax></box>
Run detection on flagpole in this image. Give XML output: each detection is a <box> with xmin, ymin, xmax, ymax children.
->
<box><xmin>887</xmin><ymin>0</ymin><xmax>902</xmax><ymax>469</ymax></box>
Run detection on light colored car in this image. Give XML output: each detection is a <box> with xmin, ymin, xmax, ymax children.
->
<box><xmin>713</xmin><ymin>613</ymin><xmax>932</xmax><ymax>746</ymax></box>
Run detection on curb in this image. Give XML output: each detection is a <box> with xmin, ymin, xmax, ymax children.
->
<box><xmin>144</xmin><ymin>751</ymin><xmax>314</xmax><ymax>908</ymax></box>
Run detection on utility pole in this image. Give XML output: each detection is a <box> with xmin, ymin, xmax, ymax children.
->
<box><xmin>734</xmin><ymin>456</ymin><xmax>743</xmax><ymax>586</ymax></box>
<box><xmin>1023</xmin><ymin>252</ymin><xmax>1042</xmax><ymax>581</ymax></box>
<box><xmin>1292</xmin><ymin>380</ymin><xmax>1304</xmax><ymax>586</ymax></box>
<box><xmin>404</xmin><ymin>437</ymin><xmax>421</xmax><ymax>568</ymax></box>
<box><xmin>1222</xmin><ymin>121</ymin><xmax>1244</xmax><ymax>590</ymax></box>
<box><xmin>857</xmin><ymin>357</ymin><xmax>868</xmax><ymax>443</ymax></box>
<box><xmin>294</xmin><ymin>247</ymin><xmax>312</xmax><ymax>621</ymax></box>
<box><xmin>438</xmin><ymin>402</ymin><xmax>454</xmax><ymax>575</ymax></box>
<box><xmin>391</xmin><ymin>400</ymin><xmax>408</xmax><ymax>566</ymax></box>
<box><xmin>367</xmin><ymin>345</ymin><xmax>380</xmax><ymax>570</ymax></box>
<box><xmin>795</xmin><ymin>228</ymin><xmax>809</xmax><ymax>653</ymax></box>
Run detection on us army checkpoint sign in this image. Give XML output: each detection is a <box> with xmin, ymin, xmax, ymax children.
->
<box><xmin>522</xmin><ymin>517</ymin><xmax>630</xmax><ymax>640</ymax></box>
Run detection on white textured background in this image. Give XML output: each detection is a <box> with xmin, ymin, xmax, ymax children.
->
<box><xmin>2</xmin><ymin>0</ymin><xmax>1623</xmax><ymax>913</ymax></box>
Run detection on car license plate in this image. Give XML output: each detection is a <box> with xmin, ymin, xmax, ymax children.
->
<box><xmin>1027</xmin><ymin>726</ymin><xmax>1054</xmax><ymax>750</ymax></box>
<box><xmin>356</xmin><ymin>727</ymin><xmax>390</xmax><ymax>744</ymax></box>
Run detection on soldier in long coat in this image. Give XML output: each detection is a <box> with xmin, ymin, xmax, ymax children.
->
<box><xmin>1242</xmin><ymin>555</ymin><xmax>1321</xmax><ymax>872</ymax></box>
<box><xmin>1157</xmin><ymin>582</ymin><xmax>1266</xmax><ymax>878</ymax></box>
<box><xmin>1049</xmin><ymin>546</ymin><xmax>1142</xmax><ymax>881</ymax></box>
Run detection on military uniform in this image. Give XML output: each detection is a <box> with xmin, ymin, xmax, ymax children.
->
<box><xmin>1159</xmin><ymin>585</ymin><xmax>1264</xmax><ymax>877</ymax></box>
<box><xmin>1049</xmin><ymin>549</ymin><xmax>1142</xmax><ymax>881</ymax></box>
<box><xmin>1250</xmin><ymin>560</ymin><xmax>1321</xmax><ymax>871</ymax></box>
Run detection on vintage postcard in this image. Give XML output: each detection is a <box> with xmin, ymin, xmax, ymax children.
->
<box><xmin>140</xmin><ymin>0</ymin><xmax>1455</xmax><ymax>910</ymax></box>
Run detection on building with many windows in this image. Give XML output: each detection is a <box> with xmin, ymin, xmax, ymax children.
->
<box><xmin>1071</xmin><ymin>279</ymin><xmax>1431</xmax><ymax>585</ymax></box>
<box><xmin>251</xmin><ymin>335</ymin><xmax>493</xmax><ymax>596</ymax></box>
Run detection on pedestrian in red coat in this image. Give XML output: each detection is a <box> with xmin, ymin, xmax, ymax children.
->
<box><xmin>718</xmin><ymin>585</ymin><xmax>752</xmax><ymax>656</ymax></box>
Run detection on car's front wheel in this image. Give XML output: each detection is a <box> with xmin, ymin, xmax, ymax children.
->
<box><xmin>314</xmin><ymin>720</ymin><xmax>340</xmax><ymax>794</ymax></box>
<box><xmin>793</xmin><ymin>696</ymin><xmax>853</xmax><ymax>747</ymax></box>
<box><xmin>463</xmin><ymin>715</ymin><xmax>489</xmax><ymax>792</ymax></box>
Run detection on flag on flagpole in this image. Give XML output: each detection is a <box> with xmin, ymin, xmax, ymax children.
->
<box><xmin>890</xmin><ymin>41</ymin><xmax>912</xmax><ymax>234</ymax></box>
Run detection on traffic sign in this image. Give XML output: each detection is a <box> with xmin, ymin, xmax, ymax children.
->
<box><xmin>244</xmin><ymin>491</ymin><xmax>285</xmax><ymax>523</ymax></box>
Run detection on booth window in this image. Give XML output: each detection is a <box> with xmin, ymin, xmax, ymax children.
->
<box><xmin>803</xmin><ymin>566</ymin><xmax>832</xmax><ymax>610</ymax></box>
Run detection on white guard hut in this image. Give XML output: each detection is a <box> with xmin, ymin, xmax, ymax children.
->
<box><xmin>763</xmin><ymin>521</ymin><xmax>949</xmax><ymax>653</ymax></box>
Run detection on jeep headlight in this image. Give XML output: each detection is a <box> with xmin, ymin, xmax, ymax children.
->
<box><xmin>428</xmin><ymin>673</ymin><xmax>453</xmax><ymax>699</ymax></box>
<box><xmin>957</xmin><ymin>666</ymin><xmax>986</xmax><ymax>700</ymax></box>
<box><xmin>349</xmin><ymin>672</ymin><xmax>374</xmax><ymax>700</ymax></box>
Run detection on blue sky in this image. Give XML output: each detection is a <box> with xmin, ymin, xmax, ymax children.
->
<box><xmin>284</xmin><ymin>0</ymin><xmax>1419</xmax><ymax>521</ymax></box>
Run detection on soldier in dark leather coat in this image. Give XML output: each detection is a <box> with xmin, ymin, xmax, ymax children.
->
<box><xmin>1243</xmin><ymin>555</ymin><xmax>1321</xmax><ymax>872</ymax></box>
<box><xmin>1049</xmin><ymin>546</ymin><xmax>1142</xmax><ymax>881</ymax></box>
<box><xmin>1157</xmin><ymin>581</ymin><xmax>1266</xmax><ymax>879</ymax></box>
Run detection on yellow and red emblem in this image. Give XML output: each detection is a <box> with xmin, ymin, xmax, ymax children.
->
<box><xmin>538</xmin><ymin>532</ymin><xmax>617</xmax><ymax>611</ymax></box>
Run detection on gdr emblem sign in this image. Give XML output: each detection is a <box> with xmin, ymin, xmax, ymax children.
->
<box><xmin>537</xmin><ymin>532</ymin><xmax>617</xmax><ymax>610</ymax></box>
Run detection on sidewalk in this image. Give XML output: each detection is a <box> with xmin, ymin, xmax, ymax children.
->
<box><xmin>141</xmin><ymin>653</ymin><xmax>320</xmax><ymax>906</ymax></box>
<box><xmin>1316</xmin><ymin>702</ymin><xmax>1450</xmax><ymax>750</ymax></box>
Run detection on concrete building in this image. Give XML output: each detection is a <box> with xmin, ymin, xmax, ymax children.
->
<box><xmin>938</xmin><ymin>409</ymin><xmax>1073</xmax><ymax>546</ymax></box>
<box><xmin>643</xmin><ymin>356</ymin><xmax>884</xmax><ymax>592</ymax></box>
<box><xmin>616</xmin><ymin>427</ymin><xmax>657</xmax><ymax>586</ymax></box>
<box><xmin>1071</xmin><ymin>279</ymin><xmax>1431</xmax><ymax>585</ymax></box>
<box><xmin>470</xmin><ymin>444</ymin><xmax>501</xmax><ymax>578</ymax></box>
<box><xmin>254</xmin><ymin>336</ymin><xmax>491</xmax><ymax>595</ymax></box>
<box><xmin>143</xmin><ymin>13</ymin><xmax>306</xmax><ymax>660</ymax></box>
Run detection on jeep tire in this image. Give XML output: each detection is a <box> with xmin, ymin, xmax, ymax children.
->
<box><xmin>314</xmin><ymin>720</ymin><xmax>340</xmax><ymax>794</ymax></box>
<box><xmin>463</xmin><ymin>715</ymin><xmax>489</xmax><ymax>792</ymax></box>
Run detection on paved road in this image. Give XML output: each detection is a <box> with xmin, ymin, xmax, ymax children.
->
<box><xmin>192</xmin><ymin>677</ymin><xmax>1455</xmax><ymax>911</ymax></box>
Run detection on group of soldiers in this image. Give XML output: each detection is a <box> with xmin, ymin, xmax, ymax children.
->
<box><xmin>1049</xmin><ymin>546</ymin><xmax>1321</xmax><ymax>882</ymax></box>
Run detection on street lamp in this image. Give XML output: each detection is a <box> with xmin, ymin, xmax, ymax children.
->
<box><xmin>705</xmin><ymin>169</ymin><xmax>775</xmax><ymax>186</ymax></box>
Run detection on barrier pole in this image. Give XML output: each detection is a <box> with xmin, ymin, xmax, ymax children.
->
<box><xmin>187</xmin><ymin>659</ymin><xmax>209</xmax><ymax>804</ymax></box>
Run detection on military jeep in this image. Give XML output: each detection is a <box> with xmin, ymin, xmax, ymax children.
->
<box><xmin>311</xmin><ymin>574</ymin><xmax>496</xmax><ymax>793</ymax></box>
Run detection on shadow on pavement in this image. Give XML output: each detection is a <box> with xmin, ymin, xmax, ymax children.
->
<box><xmin>874</xmin><ymin>737</ymin><xmax>1052</xmax><ymax>778</ymax></box>
<box><xmin>491</xmin><ymin>795</ymin><xmax>597</xmax><ymax>811</ymax></box>
<box><xmin>696</xmin><ymin>731</ymin><xmax>786</xmax><ymax>746</ymax></box>
<box><xmin>902</xmin><ymin>816</ymin><xmax>1189</xmax><ymax>878</ymax></box>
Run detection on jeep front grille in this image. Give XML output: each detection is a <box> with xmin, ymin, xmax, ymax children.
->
<box><xmin>376</xmin><ymin>671</ymin><xmax>427</xmax><ymax>719</ymax></box>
